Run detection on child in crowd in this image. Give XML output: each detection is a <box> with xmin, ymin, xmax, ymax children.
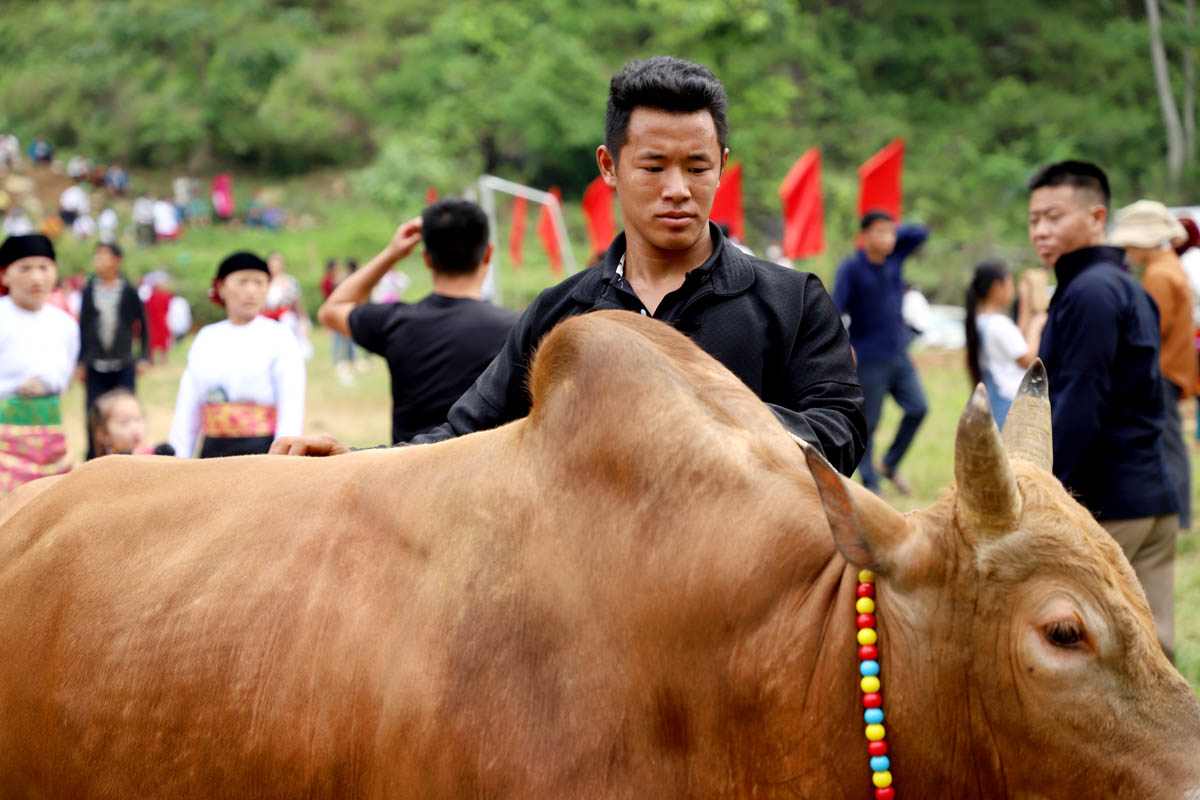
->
<box><xmin>964</xmin><ymin>260</ymin><xmax>1047</xmax><ymax>426</ymax></box>
<box><xmin>88</xmin><ymin>387</ymin><xmax>173</xmax><ymax>456</ymax></box>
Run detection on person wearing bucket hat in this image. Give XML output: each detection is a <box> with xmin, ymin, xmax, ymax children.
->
<box><xmin>0</xmin><ymin>234</ymin><xmax>79</xmax><ymax>493</ymax></box>
<box><xmin>167</xmin><ymin>251</ymin><xmax>305</xmax><ymax>459</ymax></box>
<box><xmin>1111</xmin><ymin>199</ymin><xmax>1196</xmax><ymax>534</ymax></box>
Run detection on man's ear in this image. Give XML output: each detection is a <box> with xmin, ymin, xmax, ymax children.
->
<box><xmin>719</xmin><ymin>147</ymin><xmax>729</xmax><ymax>175</ymax></box>
<box><xmin>422</xmin><ymin>251</ymin><xmax>433</xmax><ymax>271</ymax></box>
<box><xmin>803</xmin><ymin>445</ymin><xmax>922</xmax><ymax>577</ymax></box>
<box><xmin>597</xmin><ymin>145</ymin><xmax>617</xmax><ymax>189</ymax></box>
<box><xmin>1091</xmin><ymin>203</ymin><xmax>1109</xmax><ymax>233</ymax></box>
<box><xmin>481</xmin><ymin>242</ymin><xmax>494</xmax><ymax>267</ymax></box>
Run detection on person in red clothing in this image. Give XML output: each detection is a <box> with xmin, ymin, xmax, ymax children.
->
<box><xmin>143</xmin><ymin>273</ymin><xmax>173</xmax><ymax>364</ymax></box>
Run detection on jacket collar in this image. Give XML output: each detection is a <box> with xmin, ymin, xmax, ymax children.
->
<box><xmin>571</xmin><ymin>222</ymin><xmax>755</xmax><ymax>303</ymax></box>
<box><xmin>1052</xmin><ymin>245</ymin><xmax>1126</xmax><ymax>298</ymax></box>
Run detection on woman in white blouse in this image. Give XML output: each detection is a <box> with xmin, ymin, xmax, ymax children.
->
<box><xmin>964</xmin><ymin>260</ymin><xmax>1047</xmax><ymax>427</ymax></box>
<box><xmin>169</xmin><ymin>252</ymin><xmax>305</xmax><ymax>458</ymax></box>
<box><xmin>0</xmin><ymin>234</ymin><xmax>79</xmax><ymax>493</ymax></box>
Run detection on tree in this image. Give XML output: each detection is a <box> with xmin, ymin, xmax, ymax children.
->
<box><xmin>1147</xmin><ymin>0</ymin><xmax>1185</xmax><ymax>184</ymax></box>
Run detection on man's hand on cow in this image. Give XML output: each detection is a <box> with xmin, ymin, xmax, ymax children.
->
<box><xmin>268</xmin><ymin>433</ymin><xmax>352</xmax><ymax>458</ymax></box>
<box><xmin>382</xmin><ymin>217</ymin><xmax>423</xmax><ymax>264</ymax></box>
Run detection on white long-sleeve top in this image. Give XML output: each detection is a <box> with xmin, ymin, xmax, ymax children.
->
<box><xmin>169</xmin><ymin>317</ymin><xmax>305</xmax><ymax>458</ymax></box>
<box><xmin>0</xmin><ymin>296</ymin><xmax>80</xmax><ymax>397</ymax></box>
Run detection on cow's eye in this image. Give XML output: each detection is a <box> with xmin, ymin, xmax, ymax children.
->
<box><xmin>1043</xmin><ymin>620</ymin><xmax>1085</xmax><ymax>649</ymax></box>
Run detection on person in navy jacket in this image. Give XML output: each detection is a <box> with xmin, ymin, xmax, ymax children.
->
<box><xmin>833</xmin><ymin>211</ymin><xmax>930</xmax><ymax>494</ymax></box>
<box><xmin>1029</xmin><ymin>160</ymin><xmax>1179</xmax><ymax>660</ymax></box>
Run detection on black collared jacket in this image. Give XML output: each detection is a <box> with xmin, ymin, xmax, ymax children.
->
<box><xmin>1040</xmin><ymin>245</ymin><xmax>1178</xmax><ymax>520</ymax></box>
<box><xmin>410</xmin><ymin>225</ymin><xmax>867</xmax><ymax>476</ymax></box>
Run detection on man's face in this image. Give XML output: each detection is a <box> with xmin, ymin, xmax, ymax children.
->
<box><xmin>1028</xmin><ymin>185</ymin><xmax>1107</xmax><ymax>267</ymax></box>
<box><xmin>861</xmin><ymin>219</ymin><xmax>897</xmax><ymax>260</ymax></box>
<box><xmin>598</xmin><ymin>107</ymin><xmax>727</xmax><ymax>255</ymax></box>
<box><xmin>3</xmin><ymin>256</ymin><xmax>57</xmax><ymax>311</ymax></box>
<box><xmin>93</xmin><ymin>247</ymin><xmax>119</xmax><ymax>281</ymax></box>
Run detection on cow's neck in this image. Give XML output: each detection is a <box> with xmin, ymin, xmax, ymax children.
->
<box><xmin>743</xmin><ymin>547</ymin><xmax>1008</xmax><ymax>797</ymax></box>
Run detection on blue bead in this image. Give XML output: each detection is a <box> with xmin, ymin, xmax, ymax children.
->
<box><xmin>864</xmin><ymin>708</ymin><xmax>884</xmax><ymax>725</ymax></box>
<box><xmin>859</xmin><ymin>660</ymin><xmax>880</xmax><ymax>677</ymax></box>
<box><xmin>870</xmin><ymin>755</ymin><xmax>890</xmax><ymax>772</ymax></box>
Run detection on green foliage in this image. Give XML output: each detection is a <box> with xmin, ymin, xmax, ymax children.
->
<box><xmin>3</xmin><ymin>0</ymin><xmax>1197</xmax><ymax>301</ymax></box>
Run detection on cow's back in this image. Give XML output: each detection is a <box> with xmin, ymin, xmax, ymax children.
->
<box><xmin>0</xmin><ymin>312</ymin><xmax>833</xmax><ymax>799</ymax></box>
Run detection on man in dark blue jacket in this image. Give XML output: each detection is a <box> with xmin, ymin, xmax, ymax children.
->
<box><xmin>833</xmin><ymin>212</ymin><xmax>929</xmax><ymax>494</ymax></box>
<box><xmin>270</xmin><ymin>56</ymin><xmax>866</xmax><ymax>475</ymax></box>
<box><xmin>1029</xmin><ymin>160</ymin><xmax>1179</xmax><ymax>659</ymax></box>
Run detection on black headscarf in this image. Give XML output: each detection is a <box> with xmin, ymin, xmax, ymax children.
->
<box><xmin>215</xmin><ymin>251</ymin><xmax>269</xmax><ymax>280</ymax></box>
<box><xmin>0</xmin><ymin>234</ymin><xmax>56</xmax><ymax>268</ymax></box>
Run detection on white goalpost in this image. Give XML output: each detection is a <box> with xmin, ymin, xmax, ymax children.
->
<box><xmin>473</xmin><ymin>173</ymin><xmax>577</xmax><ymax>301</ymax></box>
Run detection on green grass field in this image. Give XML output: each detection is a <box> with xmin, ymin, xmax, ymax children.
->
<box><xmin>57</xmin><ymin>332</ymin><xmax>1200</xmax><ymax>688</ymax></box>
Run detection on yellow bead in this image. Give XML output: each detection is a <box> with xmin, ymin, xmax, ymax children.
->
<box><xmin>856</xmin><ymin>597</ymin><xmax>876</xmax><ymax>614</ymax></box>
<box><xmin>872</xmin><ymin>770</ymin><xmax>893</xmax><ymax>788</ymax></box>
<box><xmin>865</xmin><ymin>723</ymin><xmax>886</xmax><ymax>741</ymax></box>
<box><xmin>857</xmin><ymin>627</ymin><xmax>877</xmax><ymax>646</ymax></box>
<box><xmin>861</xmin><ymin>675</ymin><xmax>880</xmax><ymax>693</ymax></box>
<box><xmin>858</xmin><ymin>569</ymin><xmax>876</xmax><ymax>583</ymax></box>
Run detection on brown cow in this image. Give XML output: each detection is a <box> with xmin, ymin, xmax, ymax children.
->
<box><xmin>0</xmin><ymin>309</ymin><xmax>1197</xmax><ymax>798</ymax></box>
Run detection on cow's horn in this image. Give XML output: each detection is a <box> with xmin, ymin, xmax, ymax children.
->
<box><xmin>1001</xmin><ymin>359</ymin><xmax>1053</xmax><ymax>472</ymax></box>
<box><xmin>955</xmin><ymin>384</ymin><xmax>1021</xmax><ymax>537</ymax></box>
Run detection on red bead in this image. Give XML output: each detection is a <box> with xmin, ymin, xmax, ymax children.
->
<box><xmin>859</xmin><ymin>645</ymin><xmax>879</xmax><ymax>661</ymax></box>
<box><xmin>856</xmin><ymin>583</ymin><xmax>875</xmax><ymax>598</ymax></box>
<box><xmin>856</xmin><ymin>613</ymin><xmax>876</xmax><ymax>629</ymax></box>
<box><xmin>868</xmin><ymin>741</ymin><xmax>888</xmax><ymax>757</ymax></box>
<box><xmin>875</xmin><ymin>788</ymin><xmax>895</xmax><ymax>800</ymax></box>
<box><xmin>862</xmin><ymin>692</ymin><xmax>882</xmax><ymax>708</ymax></box>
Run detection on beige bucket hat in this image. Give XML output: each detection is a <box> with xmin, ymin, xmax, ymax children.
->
<box><xmin>1110</xmin><ymin>199</ymin><xmax>1188</xmax><ymax>248</ymax></box>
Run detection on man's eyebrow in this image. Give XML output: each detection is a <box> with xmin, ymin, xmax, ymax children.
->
<box><xmin>634</xmin><ymin>152</ymin><xmax>666</xmax><ymax>160</ymax></box>
<box><xmin>686</xmin><ymin>153</ymin><xmax>714</xmax><ymax>161</ymax></box>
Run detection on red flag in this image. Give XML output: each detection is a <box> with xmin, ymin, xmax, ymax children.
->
<box><xmin>709</xmin><ymin>161</ymin><xmax>744</xmax><ymax>243</ymax></box>
<box><xmin>425</xmin><ymin>185</ymin><xmax>439</xmax><ymax>206</ymax></box>
<box><xmin>509</xmin><ymin>196</ymin><xmax>527</xmax><ymax>269</ymax></box>
<box><xmin>778</xmin><ymin>149</ymin><xmax>825</xmax><ymax>259</ymax></box>
<box><xmin>857</xmin><ymin>138</ymin><xmax>904</xmax><ymax>220</ymax></box>
<box><xmin>581</xmin><ymin>177</ymin><xmax>615</xmax><ymax>255</ymax></box>
<box><xmin>537</xmin><ymin>187</ymin><xmax>563</xmax><ymax>276</ymax></box>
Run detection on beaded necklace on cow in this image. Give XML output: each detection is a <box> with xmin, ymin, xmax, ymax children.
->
<box><xmin>855</xmin><ymin>568</ymin><xmax>894</xmax><ymax>799</ymax></box>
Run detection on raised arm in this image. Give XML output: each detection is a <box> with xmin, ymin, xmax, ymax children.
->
<box><xmin>317</xmin><ymin>218</ymin><xmax>421</xmax><ymax>337</ymax></box>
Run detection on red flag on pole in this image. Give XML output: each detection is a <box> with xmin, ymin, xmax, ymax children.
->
<box><xmin>537</xmin><ymin>187</ymin><xmax>563</xmax><ymax>276</ymax></box>
<box><xmin>425</xmin><ymin>185</ymin><xmax>439</xmax><ymax>206</ymax></box>
<box><xmin>581</xmin><ymin>177</ymin><xmax>616</xmax><ymax>255</ymax></box>
<box><xmin>779</xmin><ymin>148</ymin><xmax>825</xmax><ymax>259</ymax></box>
<box><xmin>508</xmin><ymin>196</ymin><xmax>527</xmax><ymax>269</ymax></box>
<box><xmin>856</xmin><ymin>138</ymin><xmax>904</xmax><ymax>220</ymax></box>
<box><xmin>709</xmin><ymin>161</ymin><xmax>744</xmax><ymax>243</ymax></box>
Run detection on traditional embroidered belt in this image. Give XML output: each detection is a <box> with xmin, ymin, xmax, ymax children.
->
<box><xmin>0</xmin><ymin>395</ymin><xmax>63</xmax><ymax>426</ymax></box>
<box><xmin>202</xmin><ymin>402</ymin><xmax>277</xmax><ymax>438</ymax></box>
<box><xmin>0</xmin><ymin>396</ymin><xmax>69</xmax><ymax>495</ymax></box>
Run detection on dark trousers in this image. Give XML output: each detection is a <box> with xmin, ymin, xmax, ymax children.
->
<box><xmin>84</xmin><ymin>364</ymin><xmax>136</xmax><ymax>460</ymax></box>
<box><xmin>856</xmin><ymin>353</ymin><xmax>928</xmax><ymax>491</ymax></box>
<box><xmin>1162</xmin><ymin>378</ymin><xmax>1191</xmax><ymax>530</ymax></box>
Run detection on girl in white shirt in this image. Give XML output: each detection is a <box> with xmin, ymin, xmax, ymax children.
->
<box><xmin>0</xmin><ymin>235</ymin><xmax>79</xmax><ymax>494</ymax></box>
<box><xmin>965</xmin><ymin>260</ymin><xmax>1047</xmax><ymax>427</ymax></box>
<box><xmin>169</xmin><ymin>252</ymin><xmax>305</xmax><ymax>458</ymax></box>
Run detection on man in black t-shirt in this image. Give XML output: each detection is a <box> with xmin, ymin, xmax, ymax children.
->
<box><xmin>317</xmin><ymin>199</ymin><xmax>519</xmax><ymax>443</ymax></box>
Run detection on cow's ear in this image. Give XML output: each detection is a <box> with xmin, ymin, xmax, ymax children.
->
<box><xmin>804</xmin><ymin>445</ymin><xmax>915</xmax><ymax>575</ymax></box>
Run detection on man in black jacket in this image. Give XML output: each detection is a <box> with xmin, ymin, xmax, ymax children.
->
<box><xmin>271</xmin><ymin>57</ymin><xmax>866</xmax><ymax>475</ymax></box>
<box><xmin>1029</xmin><ymin>160</ymin><xmax>1179</xmax><ymax>659</ymax></box>
<box><xmin>78</xmin><ymin>242</ymin><xmax>148</xmax><ymax>459</ymax></box>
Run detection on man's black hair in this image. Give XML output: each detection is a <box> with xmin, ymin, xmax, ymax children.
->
<box><xmin>860</xmin><ymin>210</ymin><xmax>894</xmax><ymax>231</ymax></box>
<box><xmin>1027</xmin><ymin>160</ymin><xmax>1111</xmax><ymax>210</ymax></box>
<box><xmin>95</xmin><ymin>242</ymin><xmax>122</xmax><ymax>259</ymax></box>
<box><xmin>421</xmin><ymin>198</ymin><xmax>490</xmax><ymax>276</ymax></box>
<box><xmin>604</xmin><ymin>56</ymin><xmax>728</xmax><ymax>163</ymax></box>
